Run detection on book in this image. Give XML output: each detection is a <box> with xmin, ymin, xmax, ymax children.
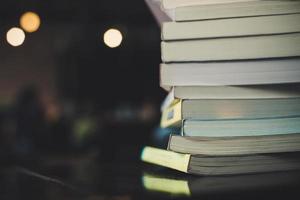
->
<box><xmin>162</xmin><ymin>14</ymin><xmax>300</xmax><ymax>40</ymax></box>
<box><xmin>169</xmin><ymin>85</ymin><xmax>300</xmax><ymax>99</ymax></box>
<box><xmin>168</xmin><ymin>134</ymin><xmax>300</xmax><ymax>156</ymax></box>
<box><xmin>160</xmin><ymin>98</ymin><xmax>300</xmax><ymax>127</ymax></box>
<box><xmin>160</xmin><ymin>84</ymin><xmax>300</xmax><ymax>111</ymax></box>
<box><xmin>182</xmin><ymin>117</ymin><xmax>300</xmax><ymax>137</ymax></box>
<box><xmin>161</xmin><ymin>0</ymin><xmax>259</xmax><ymax>9</ymax></box>
<box><xmin>160</xmin><ymin>87</ymin><xmax>178</xmax><ymax>111</ymax></box>
<box><xmin>160</xmin><ymin>58</ymin><xmax>300</xmax><ymax>89</ymax></box>
<box><xmin>141</xmin><ymin>146</ymin><xmax>300</xmax><ymax>175</ymax></box>
<box><xmin>161</xmin><ymin>0</ymin><xmax>300</xmax><ymax>22</ymax></box>
<box><xmin>161</xmin><ymin>33</ymin><xmax>300</xmax><ymax>62</ymax></box>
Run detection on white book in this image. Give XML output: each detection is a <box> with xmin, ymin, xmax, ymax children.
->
<box><xmin>162</xmin><ymin>14</ymin><xmax>300</xmax><ymax>40</ymax></box>
<box><xmin>161</xmin><ymin>33</ymin><xmax>300</xmax><ymax>62</ymax></box>
<box><xmin>160</xmin><ymin>58</ymin><xmax>300</xmax><ymax>88</ymax></box>
<box><xmin>161</xmin><ymin>0</ymin><xmax>258</xmax><ymax>9</ymax></box>
<box><xmin>162</xmin><ymin>0</ymin><xmax>300</xmax><ymax>22</ymax></box>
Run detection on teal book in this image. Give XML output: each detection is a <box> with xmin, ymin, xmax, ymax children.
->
<box><xmin>160</xmin><ymin>98</ymin><xmax>300</xmax><ymax>128</ymax></box>
<box><xmin>182</xmin><ymin>117</ymin><xmax>300</xmax><ymax>137</ymax></box>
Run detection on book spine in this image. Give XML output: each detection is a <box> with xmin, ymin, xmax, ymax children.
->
<box><xmin>160</xmin><ymin>100</ymin><xmax>182</xmax><ymax>128</ymax></box>
<box><xmin>141</xmin><ymin>146</ymin><xmax>190</xmax><ymax>173</ymax></box>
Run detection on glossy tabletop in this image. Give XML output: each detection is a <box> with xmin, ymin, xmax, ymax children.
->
<box><xmin>1</xmin><ymin>154</ymin><xmax>300</xmax><ymax>200</ymax></box>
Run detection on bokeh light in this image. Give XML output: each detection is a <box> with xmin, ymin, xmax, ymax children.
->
<box><xmin>6</xmin><ymin>27</ymin><xmax>26</xmax><ymax>47</ymax></box>
<box><xmin>20</xmin><ymin>11</ymin><xmax>41</xmax><ymax>33</ymax></box>
<box><xmin>103</xmin><ymin>28</ymin><xmax>123</xmax><ymax>48</ymax></box>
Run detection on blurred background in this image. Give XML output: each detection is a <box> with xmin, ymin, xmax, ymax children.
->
<box><xmin>0</xmin><ymin>0</ymin><xmax>165</xmax><ymax>163</ymax></box>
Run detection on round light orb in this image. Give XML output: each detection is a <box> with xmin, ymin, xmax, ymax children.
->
<box><xmin>20</xmin><ymin>11</ymin><xmax>41</xmax><ymax>33</ymax></box>
<box><xmin>6</xmin><ymin>27</ymin><xmax>26</xmax><ymax>47</ymax></box>
<box><xmin>103</xmin><ymin>28</ymin><xmax>123</xmax><ymax>48</ymax></box>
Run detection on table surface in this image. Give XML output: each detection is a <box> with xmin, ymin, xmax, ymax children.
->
<box><xmin>1</xmin><ymin>155</ymin><xmax>300</xmax><ymax>200</ymax></box>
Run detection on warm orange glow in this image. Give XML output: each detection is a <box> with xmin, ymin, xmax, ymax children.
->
<box><xmin>20</xmin><ymin>12</ymin><xmax>41</xmax><ymax>33</ymax></box>
<box><xmin>6</xmin><ymin>27</ymin><xmax>25</xmax><ymax>47</ymax></box>
<box><xmin>103</xmin><ymin>28</ymin><xmax>123</xmax><ymax>48</ymax></box>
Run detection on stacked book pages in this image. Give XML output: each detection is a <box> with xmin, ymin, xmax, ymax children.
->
<box><xmin>142</xmin><ymin>0</ymin><xmax>300</xmax><ymax>175</ymax></box>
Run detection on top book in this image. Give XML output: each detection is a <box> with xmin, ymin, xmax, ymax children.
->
<box><xmin>162</xmin><ymin>0</ymin><xmax>260</xmax><ymax>9</ymax></box>
<box><xmin>146</xmin><ymin>0</ymin><xmax>300</xmax><ymax>23</ymax></box>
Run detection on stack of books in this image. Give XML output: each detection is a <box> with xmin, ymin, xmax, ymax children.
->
<box><xmin>142</xmin><ymin>0</ymin><xmax>300</xmax><ymax>175</ymax></box>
